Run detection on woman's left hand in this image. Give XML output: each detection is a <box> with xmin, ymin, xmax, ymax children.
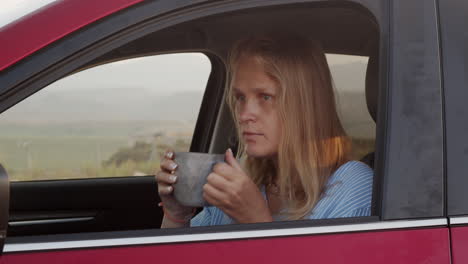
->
<box><xmin>203</xmin><ymin>148</ymin><xmax>273</xmax><ymax>223</ymax></box>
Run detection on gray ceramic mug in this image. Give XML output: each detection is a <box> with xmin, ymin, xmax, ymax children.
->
<box><xmin>173</xmin><ymin>152</ymin><xmax>225</xmax><ymax>207</ymax></box>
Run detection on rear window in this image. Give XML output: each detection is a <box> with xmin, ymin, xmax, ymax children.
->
<box><xmin>326</xmin><ymin>54</ymin><xmax>374</xmax><ymax>160</ymax></box>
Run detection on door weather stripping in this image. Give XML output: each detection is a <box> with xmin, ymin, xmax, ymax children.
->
<box><xmin>4</xmin><ymin>218</ymin><xmax>447</xmax><ymax>253</ymax></box>
<box><xmin>449</xmin><ymin>216</ymin><xmax>468</xmax><ymax>225</ymax></box>
<box><xmin>9</xmin><ymin>217</ymin><xmax>95</xmax><ymax>227</ymax></box>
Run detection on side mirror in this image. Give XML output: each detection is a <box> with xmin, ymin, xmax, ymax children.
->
<box><xmin>0</xmin><ymin>164</ymin><xmax>9</xmax><ymax>255</ymax></box>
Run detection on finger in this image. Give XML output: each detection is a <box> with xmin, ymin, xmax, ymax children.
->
<box><xmin>155</xmin><ymin>171</ymin><xmax>178</xmax><ymax>184</ymax></box>
<box><xmin>203</xmin><ymin>186</ymin><xmax>232</xmax><ymax>209</ymax></box>
<box><xmin>212</xmin><ymin>163</ymin><xmax>236</xmax><ymax>181</ymax></box>
<box><xmin>203</xmin><ymin>182</ymin><xmax>228</xmax><ymax>203</ymax></box>
<box><xmin>203</xmin><ymin>191</ymin><xmax>220</xmax><ymax>207</ymax></box>
<box><xmin>157</xmin><ymin>183</ymin><xmax>174</xmax><ymax>196</ymax></box>
<box><xmin>204</xmin><ymin>191</ymin><xmax>235</xmax><ymax>217</ymax></box>
<box><xmin>225</xmin><ymin>148</ymin><xmax>242</xmax><ymax>171</ymax></box>
<box><xmin>206</xmin><ymin>172</ymin><xmax>231</xmax><ymax>191</ymax></box>
<box><xmin>164</xmin><ymin>149</ymin><xmax>175</xmax><ymax>160</ymax></box>
<box><xmin>160</xmin><ymin>158</ymin><xmax>178</xmax><ymax>172</ymax></box>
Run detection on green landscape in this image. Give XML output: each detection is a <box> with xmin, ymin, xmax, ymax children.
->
<box><xmin>0</xmin><ymin>120</ymin><xmax>193</xmax><ymax>181</ymax></box>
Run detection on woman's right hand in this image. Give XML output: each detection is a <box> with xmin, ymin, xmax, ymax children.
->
<box><xmin>156</xmin><ymin>150</ymin><xmax>194</xmax><ymax>223</ymax></box>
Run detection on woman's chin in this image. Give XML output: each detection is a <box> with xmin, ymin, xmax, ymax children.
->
<box><xmin>246</xmin><ymin>147</ymin><xmax>276</xmax><ymax>158</ymax></box>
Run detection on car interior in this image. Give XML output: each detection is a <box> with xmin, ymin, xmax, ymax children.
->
<box><xmin>6</xmin><ymin>2</ymin><xmax>380</xmax><ymax>237</ymax></box>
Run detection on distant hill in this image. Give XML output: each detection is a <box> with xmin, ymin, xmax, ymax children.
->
<box><xmin>0</xmin><ymin>89</ymin><xmax>204</xmax><ymax>122</ymax></box>
<box><xmin>0</xmin><ymin>62</ymin><xmax>375</xmax><ymax>138</ymax></box>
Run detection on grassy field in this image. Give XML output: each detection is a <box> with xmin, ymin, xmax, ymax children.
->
<box><xmin>0</xmin><ymin>136</ymin><xmax>125</xmax><ymax>169</ymax></box>
<box><xmin>0</xmin><ymin>120</ymin><xmax>193</xmax><ymax>181</ymax></box>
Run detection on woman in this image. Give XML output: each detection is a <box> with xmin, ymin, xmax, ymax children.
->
<box><xmin>156</xmin><ymin>34</ymin><xmax>373</xmax><ymax>228</ymax></box>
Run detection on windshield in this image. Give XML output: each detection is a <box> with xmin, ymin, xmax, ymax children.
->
<box><xmin>0</xmin><ymin>0</ymin><xmax>57</xmax><ymax>28</ymax></box>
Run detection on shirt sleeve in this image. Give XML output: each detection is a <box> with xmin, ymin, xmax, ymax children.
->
<box><xmin>342</xmin><ymin>207</ymin><xmax>372</xmax><ymax>217</ymax></box>
<box><xmin>327</xmin><ymin>161</ymin><xmax>373</xmax><ymax>218</ymax></box>
<box><xmin>308</xmin><ymin>161</ymin><xmax>373</xmax><ymax>219</ymax></box>
<box><xmin>190</xmin><ymin>206</ymin><xmax>235</xmax><ymax>226</ymax></box>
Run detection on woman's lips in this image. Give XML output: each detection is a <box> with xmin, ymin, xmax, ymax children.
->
<box><xmin>243</xmin><ymin>132</ymin><xmax>263</xmax><ymax>141</ymax></box>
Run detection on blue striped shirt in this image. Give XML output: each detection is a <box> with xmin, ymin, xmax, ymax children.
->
<box><xmin>190</xmin><ymin>161</ymin><xmax>373</xmax><ymax>226</ymax></box>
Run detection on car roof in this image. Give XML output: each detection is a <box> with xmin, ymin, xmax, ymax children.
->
<box><xmin>0</xmin><ymin>0</ymin><xmax>144</xmax><ymax>72</ymax></box>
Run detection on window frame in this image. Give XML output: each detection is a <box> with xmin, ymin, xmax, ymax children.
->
<box><xmin>438</xmin><ymin>0</ymin><xmax>468</xmax><ymax>218</ymax></box>
<box><xmin>377</xmin><ymin>0</ymin><xmax>445</xmax><ymax>220</ymax></box>
<box><xmin>0</xmin><ymin>164</ymin><xmax>9</xmax><ymax>254</ymax></box>
<box><xmin>1</xmin><ymin>53</ymin><xmax>218</xmax><ymax>182</ymax></box>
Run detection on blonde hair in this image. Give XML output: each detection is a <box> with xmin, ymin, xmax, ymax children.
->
<box><xmin>226</xmin><ymin>34</ymin><xmax>351</xmax><ymax>220</ymax></box>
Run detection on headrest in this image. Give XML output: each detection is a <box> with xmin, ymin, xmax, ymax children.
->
<box><xmin>365</xmin><ymin>47</ymin><xmax>379</xmax><ymax>123</ymax></box>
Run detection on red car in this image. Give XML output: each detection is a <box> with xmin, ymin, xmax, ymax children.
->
<box><xmin>0</xmin><ymin>0</ymin><xmax>466</xmax><ymax>263</ymax></box>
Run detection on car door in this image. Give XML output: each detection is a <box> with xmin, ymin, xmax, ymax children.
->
<box><xmin>439</xmin><ymin>0</ymin><xmax>468</xmax><ymax>263</ymax></box>
<box><xmin>0</xmin><ymin>0</ymin><xmax>450</xmax><ymax>263</ymax></box>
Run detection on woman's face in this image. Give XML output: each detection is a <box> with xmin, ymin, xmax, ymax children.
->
<box><xmin>232</xmin><ymin>56</ymin><xmax>282</xmax><ymax>158</ymax></box>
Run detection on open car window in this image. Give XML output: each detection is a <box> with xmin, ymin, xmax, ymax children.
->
<box><xmin>0</xmin><ymin>53</ymin><xmax>211</xmax><ymax>181</ymax></box>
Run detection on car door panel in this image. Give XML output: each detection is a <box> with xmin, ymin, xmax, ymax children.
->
<box><xmin>7</xmin><ymin>177</ymin><xmax>162</xmax><ymax>237</ymax></box>
<box><xmin>450</xmin><ymin>225</ymin><xmax>468</xmax><ymax>264</ymax></box>
<box><xmin>1</xmin><ymin>222</ymin><xmax>450</xmax><ymax>264</ymax></box>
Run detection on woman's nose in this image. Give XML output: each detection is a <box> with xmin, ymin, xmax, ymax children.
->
<box><xmin>239</xmin><ymin>100</ymin><xmax>258</xmax><ymax>123</ymax></box>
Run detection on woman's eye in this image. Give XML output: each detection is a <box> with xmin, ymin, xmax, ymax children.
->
<box><xmin>236</xmin><ymin>95</ymin><xmax>245</xmax><ymax>101</ymax></box>
<box><xmin>262</xmin><ymin>94</ymin><xmax>272</xmax><ymax>101</ymax></box>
